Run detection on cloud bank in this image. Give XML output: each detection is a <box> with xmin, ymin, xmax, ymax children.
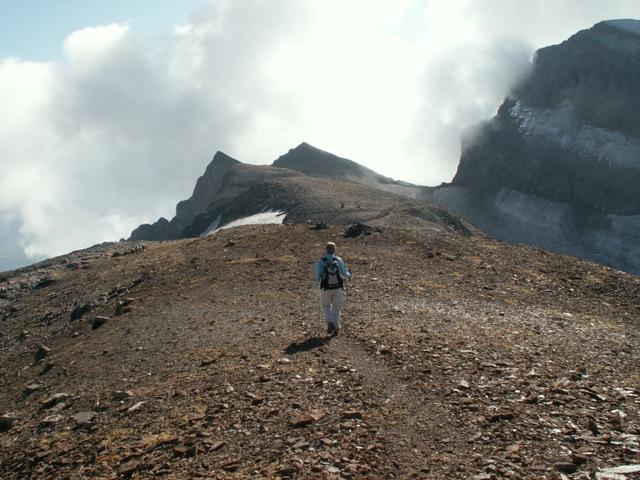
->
<box><xmin>2</xmin><ymin>0</ymin><xmax>640</xmax><ymax>269</ymax></box>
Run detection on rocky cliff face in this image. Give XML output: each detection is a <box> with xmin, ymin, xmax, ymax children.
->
<box><xmin>175</xmin><ymin>152</ymin><xmax>240</xmax><ymax>226</ymax></box>
<box><xmin>130</xmin><ymin>152</ymin><xmax>240</xmax><ymax>241</ymax></box>
<box><xmin>429</xmin><ymin>20</ymin><xmax>640</xmax><ymax>274</ymax></box>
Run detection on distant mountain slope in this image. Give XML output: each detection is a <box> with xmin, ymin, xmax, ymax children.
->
<box><xmin>427</xmin><ymin>20</ymin><xmax>640</xmax><ymax>274</ymax></box>
<box><xmin>130</xmin><ymin>143</ymin><xmax>449</xmax><ymax>241</ymax></box>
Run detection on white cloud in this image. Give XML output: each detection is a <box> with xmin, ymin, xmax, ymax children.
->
<box><xmin>64</xmin><ymin>24</ymin><xmax>130</xmax><ymax>65</ymax></box>
<box><xmin>1</xmin><ymin>0</ymin><xmax>640</xmax><ymax>269</ymax></box>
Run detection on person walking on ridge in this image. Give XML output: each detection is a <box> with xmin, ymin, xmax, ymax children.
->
<box><xmin>314</xmin><ymin>242</ymin><xmax>352</xmax><ymax>335</ymax></box>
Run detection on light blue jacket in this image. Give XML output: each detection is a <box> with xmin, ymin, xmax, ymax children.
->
<box><xmin>314</xmin><ymin>254</ymin><xmax>352</xmax><ymax>284</ymax></box>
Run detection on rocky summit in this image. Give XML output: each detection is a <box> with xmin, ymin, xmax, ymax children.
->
<box><xmin>427</xmin><ymin>20</ymin><xmax>640</xmax><ymax>275</ymax></box>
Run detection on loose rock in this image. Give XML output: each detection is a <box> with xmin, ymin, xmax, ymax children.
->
<box><xmin>72</xmin><ymin>411</ymin><xmax>97</xmax><ymax>429</ymax></box>
<box><xmin>488</xmin><ymin>412</ymin><xmax>515</xmax><ymax>423</ymax></box>
<box><xmin>40</xmin><ymin>414</ymin><xmax>64</xmax><ymax>427</ymax></box>
<box><xmin>41</xmin><ymin>393</ymin><xmax>72</xmax><ymax>410</ymax></box>
<box><xmin>33</xmin><ymin>345</ymin><xmax>50</xmax><ymax>362</ymax></box>
<box><xmin>341</xmin><ymin>410</ymin><xmax>364</xmax><ymax>420</ymax></box>
<box><xmin>0</xmin><ymin>414</ymin><xmax>19</xmax><ymax>432</ymax></box>
<box><xmin>91</xmin><ymin>316</ymin><xmax>110</xmax><ymax>330</ymax></box>
<box><xmin>128</xmin><ymin>401</ymin><xmax>146</xmax><ymax>413</ymax></box>
<box><xmin>289</xmin><ymin>415</ymin><xmax>316</xmax><ymax>428</ymax></box>
<box><xmin>554</xmin><ymin>462</ymin><xmax>578</xmax><ymax>474</ymax></box>
<box><xmin>70</xmin><ymin>303</ymin><xmax>94</xmax><ymax>321</ymax></box>
<box><xmin>22</xmin><ymin>384</ymin><xmax>43</xmax><ymax>396</ymax></box>
<box><xmin>111</xmin><ymin>390</ymin><xmax>133</xmax><ymax>401</ymax></box>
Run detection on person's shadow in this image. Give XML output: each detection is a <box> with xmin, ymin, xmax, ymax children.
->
<box><xmin>284</xmin><ymin>336</ymin><xmax>333</xmax><ymax>355</ymax></box>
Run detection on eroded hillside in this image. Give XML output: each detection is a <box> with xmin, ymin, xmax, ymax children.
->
<box><xmin>0</xmin><ymin>222</ymin><xmax>639</xmax><ymax>479</ymax></box>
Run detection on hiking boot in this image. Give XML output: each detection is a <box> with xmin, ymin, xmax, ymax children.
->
<box><xmin>327</xmin><ymin>324</ymin><xmax>335</xmax><ymax>335</ymax></box>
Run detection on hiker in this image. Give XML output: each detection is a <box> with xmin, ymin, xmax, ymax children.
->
<box><xmin>314</xmin><ymin>242</ymin><xmax>352</xmax><ymax>335</ymax></box>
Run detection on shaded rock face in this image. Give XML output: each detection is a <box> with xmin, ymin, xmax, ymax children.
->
<box><xmin>129</xmin><ymin>152</ymin><xmax>239</xmax><ymax>241</ymax></box>
<box><xmin>129</xmin><ymin>217</ymin><xmax>179</xmax><ymax>242</ymax></box>
<box><xmin>430</xmin><ymin>20</ymin><xmax>640</xmax><ymax>274</ymax></box>
<box><xmin>175</xmin><ymin>152</ymin><xmax>240</xmax><ymax>225</ymax></box>
<box><xmin>453</xmin><ymin>21</ymin><xmax>640</xmax><ymax>214</ymax></box>
<box><xmin>515</xmin><ymin>21</ymin><xmax>640</xmax><ymax>138</ymax></box>
<box><xmin>453</xmin><ymin>99</ymin><xmax>640</xmax><ymax>215</ymax></box>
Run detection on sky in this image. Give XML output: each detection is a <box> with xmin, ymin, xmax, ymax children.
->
<box><xmin>2</xmin><ymin>0</ymin><xmax>640</xmax><ymax>271</ymax></box>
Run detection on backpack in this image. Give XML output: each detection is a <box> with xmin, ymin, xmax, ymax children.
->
<box><xmin>321</xmin><ymin>256</ymin><xmax>343</xmax><ymax>290</ymax></box>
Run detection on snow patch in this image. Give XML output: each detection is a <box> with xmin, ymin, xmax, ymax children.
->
<box><xmin>604</xmin><ymin>19</ymin><xmax>640</xmax><ymax>36</ymax></box>
<box><xmin>201</xmin><ymin>216</ymin><xmax>222</xmax><ymax>237</ymax></box>
<box><xmin>510</xmin><ymin>101</ymin><xmax>640</xmax><ymax>170</ymax></box>
<box><xmin>204</xmin><ymin>211</ymin><xmax>286</xmax><ymax>236</ymax></box>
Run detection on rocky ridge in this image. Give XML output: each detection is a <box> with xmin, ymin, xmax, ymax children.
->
<box><xmin>130</xmin><ymin>143</ymin><xmax>424</xmax><ymax>242</ymax></box>
<box><xmin>0</xmin><ymin>219</ymin><xmax>639</xmax><ymax>479</ymax></box>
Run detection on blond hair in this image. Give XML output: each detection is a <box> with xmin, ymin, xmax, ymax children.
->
<box><xmin>325</xmin><ymin>242</ymin><xmax>336</xmax><ymax>254</ymax></box>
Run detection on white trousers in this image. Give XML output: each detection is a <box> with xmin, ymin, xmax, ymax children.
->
<box><xmin>320</xmin><ymin>288</ymin><xmax>344</xmax><ymax>326</ymax></box>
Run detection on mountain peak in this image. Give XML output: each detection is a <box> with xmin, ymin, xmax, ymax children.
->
<box><xmin>209</xmin><ymin>150</ymin><xmax>240</xmax><ymax>169</ymax></box>
<box><xmin>286</xmin><ymin>141</ymin><xmax>331</xmax><ymax>157</ymax></box>
<box><xmin>600</xmin><ymin>19</ymin><xmax>640</xmax><ymax>36</ymax></box>
<box><xmin>272</xmin><ymin>142</ymin><xmax>357</xmax><ymax>177</ymax></box>
<box><xmin>294</xmin><ymin>141</ymin><xmax>323</xmax><ymax>151</ymax></box>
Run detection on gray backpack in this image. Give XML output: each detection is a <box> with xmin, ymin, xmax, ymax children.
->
<box><xmin>321</xmin><ymin>257</ymin><xmax>343</xmax><ymax>290</ymax></box>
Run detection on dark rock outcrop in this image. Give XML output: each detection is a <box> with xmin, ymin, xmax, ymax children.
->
<box><xmin>129</xmin><ymin>217</ymin><xmax>180</xmax><ymax>242</ymax></box>
<box><xmin>451</xmin><ymin>20</ymin><xmax>640</xmax><ymax>215</ymax></box>
<box><xmin>428</xmin><ymin>19</ymin><xmax>640</xmax><ymax>274</ymax></box>
<box><xmin>175</xmin><ymin>152</ymin><xmax>240</xmax><ymax>225</ymax></box>
<box><xmin>513</xmin><ymin>20</ymin><xmax>640</xmax><ymax>138</ymax></box>
<box><xmin>129</xmin><ymin>152</ymin><xmax>240</xmax><ymax>241</ymax></box>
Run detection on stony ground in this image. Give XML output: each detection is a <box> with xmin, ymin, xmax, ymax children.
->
<box><xmin>0</xmin><ymin>223</ymin><xmax>639</xmax><ymax>479</ymax></box>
